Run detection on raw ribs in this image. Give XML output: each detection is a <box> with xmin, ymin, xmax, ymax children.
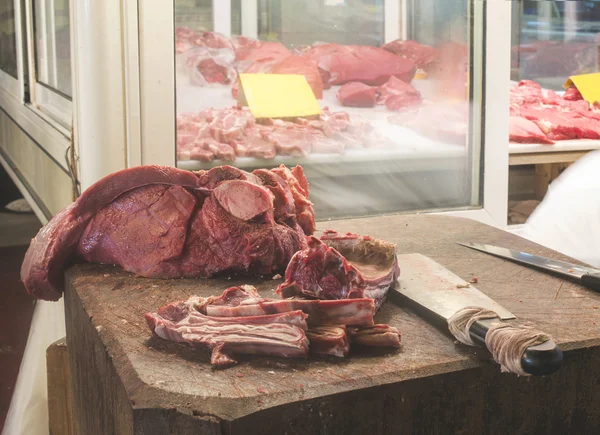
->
<box><xmin>145</xmin><ymin>297</ymin><xmax>309</xmax><ymax>367</ymax></box>
<box><xmin>147</xmin><ymin>285</ymin><xmax>401</xmax><ymax>365</ymax></box>
<box><xmin>21</xmin><ymin>164</ymin><xmax>315</xmax><ymax>301</ymax></box>
<box><xmin>202</xmin><ymin>285</ymin><xmax>376</xmax><ymax>326</ymax></box>
<box><xmin>277</xmin><ymin>230</ymin><xmax>400</xmax><ymax>311</ymax></box>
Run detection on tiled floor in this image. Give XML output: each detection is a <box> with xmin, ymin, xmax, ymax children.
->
<box><xmin>0</xmin><ymin>211</ymin><xmax>41</xmax><ymax>429</ymax></box>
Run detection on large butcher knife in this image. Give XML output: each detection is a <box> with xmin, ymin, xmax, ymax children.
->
<box><xmin>394</xmin><ymin>253</ymin><xmax>563</xmax><ymax>376</ymax></box>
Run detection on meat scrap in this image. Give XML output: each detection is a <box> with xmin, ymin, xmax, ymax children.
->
<box><xmin>306</xmin><ymin>326</ymin><xmax>350</xmax><ymax>358</ymax></box>
<box><xmin>337</xmin><ymin>82</ymin><xmax>377</xmax><ymax>108</ymax></box>
<box><xmin>348</xmin><ymin>325</ymin><xmax>402</xmax><ymax>348</ymax></box>
<box><xmin>376</xmin><ymin>76</ymin><xmax>421</xmax><ymax>111</ymax></box>
<box><xmin>278</xmin><ymin>231</ymin><xmax>400</xmax><ymax>311</ymax></box>
<box><xmin>21</xmin><ymin>164</ymin><xmax>315</xmax><ymax>301</ymax></box>
<box><xmin>145</xmin><ymin>300</ymin><xmax>309</xmax><ymax>367</ymax></box>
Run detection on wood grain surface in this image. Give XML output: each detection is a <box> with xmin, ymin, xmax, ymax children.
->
<box><xmin>63</xmin><ymin>215</ymin><xmax>600</xmax><ymax>434</ymax></box>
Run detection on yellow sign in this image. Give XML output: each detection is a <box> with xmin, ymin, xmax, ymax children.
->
<box><xmin>238</xmin><ymin>74</ymin><xmax>321</xmax><ymax>119</ymax></box>
<box><xmin>564</xmin><ymin>73</ymin><xmax>600</xmax><ymax>104</ymax></box>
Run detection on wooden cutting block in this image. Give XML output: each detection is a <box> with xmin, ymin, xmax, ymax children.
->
<box><xmin>61</xmin><ymin>215</ymin><xmax>600</xmax><ymax>434</ymax></box>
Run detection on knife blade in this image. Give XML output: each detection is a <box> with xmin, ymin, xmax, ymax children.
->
<box><xmin>458</xmin><ymin>242</ymin><xmax>600</xmax><ymax>293</ymax></box>
<box><xmin>395</xmin><ymin>253</ymin><xmax>563</xmax><ymax>376</ymax></box>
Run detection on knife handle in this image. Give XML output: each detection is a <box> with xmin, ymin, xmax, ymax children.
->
<box><xmin>581</xmin><ymin>272</ymin><xmax>600</xmax><ymax>292</ymax></box>
<box><xmin>469</xmin><ymin>318</ymin><xmax>563</xmax><ymax>376</ymax></box>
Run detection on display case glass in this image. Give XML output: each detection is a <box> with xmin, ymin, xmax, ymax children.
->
<box><xmin>0</xmin><ymin>0</ymin><xmax>18</xmax><ymax>78</ymax></box>
<box><xmin>511</xmin><ymin>0</ymin><xmax>600</xmax><ymax>90</ymax></box>
<box><xmin>173</xmin><ymin>0</ymin><xmax>483</xmax><ymax>219</ymax></box>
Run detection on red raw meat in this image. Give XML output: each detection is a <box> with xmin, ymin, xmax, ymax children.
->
<box><xmin>382</xmin><ymin>39</ymin><xmax>437</xmax><ymax>71</ymax></box>
<box><xmin>348</xmin><ymin>325</ymin><xmax>402</xmax><ymax>348</ymax></box>
<box><xmin>272</xmin><ymin>165</ymin><xmax>316</xmax><ymax>236</ymax></box>
<box><xmin>230</xmin><ymin>128</ymin><xmax>276</xmax><ymax>159</ymax></box>
<box><xmin>209</xmin><ymin>107</ymin><xmax>254</xmax><ymax>142</ymax></box>
<box><xmin>509</xmin><ymin>116</ymin><xmax>554</xmax><ymax>145</ymax></box>
<box><xmin>195</xmin><ymin>31</ymin><xmax>235</xmax><ymax>51</ymax></box>
<box><xmin>206</xmin><ymin>295</ymin><xmax>376</xmax><ymax>327</ymax></box>
<box><xmin>563</xmin><ymin>86</ymin><xmax>583</xmax><ymax>101</ymax></box>
<box><xmin>520</xmin><ymin>106</ymin><xmax>600</xmax><ymax>141</ymax></box>
<box><xmin>235</xmin><ymin>41</ymin><xmax>290</xmax><ymax>72</ymax></box>
<box><xmin>306</xmin><ymin>326</ymin><xmax>350</xmax><ymax>357</ymax></box>
<box><xmin>305</xmin><ymin>44</ymin><xmax>415</xmax><ymax>86</ymax></box>
<box><xmin>336</xmin><ymin>82</ymin><xmax>377</xmax><ymax>108</ymax></box>
<box><xmin>22</xmin><ymin>165</ymin><xmax>315</xmax><ymax>301</ymax></box>
<box><xmin>272</xmin><ymin>55</ymin><xmax>324</xmax><ymax>99</ymax></box>
<box><xmin>261</xmin><ymin>125</ymin><xmax>314</xmax><ymax>156</ymax></box>
<box><xmin>145</xmin><ymin>299</ymin><xmax>308</xmax><ymax>367</ymax></box>
<box><xmin>377</xmin><ymin>76</ymin><xmax>421</xmax><ymax>110</ymax></box>
<box><xmin>277</xmin><ymin>231</ymin><xmax>400</xmax><ymax>311</ymax></box>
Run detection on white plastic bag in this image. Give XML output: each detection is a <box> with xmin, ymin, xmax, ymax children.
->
<box><xmin>522</xmin><ymin>150</ymin><xmax>600</xmax><ymax>268</ymax></box>
<box><xmin>2</xmin><ymin>301</ymin><xmax>66</xmax><ymax>435</ymax></box>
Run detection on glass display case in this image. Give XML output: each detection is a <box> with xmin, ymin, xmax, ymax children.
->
<box><xmin>64</xmin><ymin>0</ymin><xmax>510</xmax><ymax>227</ymax></box>
<box><xmin>167</xmin><ymin>0</ymin><xmax>496</xmax><ymax>220</ymax></box>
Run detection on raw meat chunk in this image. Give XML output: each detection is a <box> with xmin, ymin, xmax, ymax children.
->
<box><xmin>22</xmin><ymin>165</ymin><xmax>314</xmax><ymax>301</ymax></box>
<box><xmin>337</xmin><ymin>82</ymin><xmax>377</xmax><ymax>108</ymax></box>
<box><xmin>382</xmin><ymin>40</ymin><xmax>438</xmax><ymax>71</ymax></box>
<box><xmin>348</xmin><ymin>325</ymin><xmax>402</xmax><ymax>348</ymax></box>
<box><xmin>306</xmin><ymin>326</ymin><xmax>350</xmax><ymax>357</ymax></box>
<box><xmin>509</xmin><ymin>116</ymin><xmax>554</xmax><ymax>145</ymax></box>
<box><xmin>305</xmin><ymin>44</ymin><xmax>415</xmax><ymax>86</ymax></box>
<box><xmin>203</xmin><ymin>285</ymin><xmax>375</xmax><ymax>326</ymax></box>
<box><xmin>563</xmin><ymin>86</ymin><xmax>583</xmax><ymax>101</ymax></box>
<box><xmin>277</xmin><ymin>231</ymin><xmax>400</xmax><ymax>311</ymax></box>
<box><xmin>235</xmin><ymin>41</ymin><xmax>290</xmax><ymax>72</ymax></box>
<box><xmin>377</xmin><ymin>76</ymin><xmax>421</xmax><ymax>111</ymax></box>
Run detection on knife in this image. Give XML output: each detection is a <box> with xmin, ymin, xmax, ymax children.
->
<box><xmin>458</xmin><ymin>242</ymin><xmax>600</xmax><ymax>293</ymax></box>
<box><xmin>394</xmin><ymin>253</ymin><xmax>563</xmax><ymax>376</ymax></box>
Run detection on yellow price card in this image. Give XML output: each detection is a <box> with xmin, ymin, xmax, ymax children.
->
<box><xmin>238</xmin><ymin>73</ymin><xmax>321</xmax><ymax>119</ymax></box>
<box><xmin>564</xmin><ymin>73</ymin><xmax>600</xmax><ymax>104</ymax></box>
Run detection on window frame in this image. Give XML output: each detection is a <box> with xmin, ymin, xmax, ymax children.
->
<box><xmin>23</xmin><ymin>0</ymin><xmax>72</xmax><ymax>133</ymax></box>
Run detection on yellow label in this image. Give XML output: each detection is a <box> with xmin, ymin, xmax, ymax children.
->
<box><xmin>564</xmin><ymin>73</ymin><xmax>600</xmax><ymax>104</ymax></box>
<box><xmin>238</xmin><ymin>74</ymin><xmax>321</xmax><ymax>119</ymax></box>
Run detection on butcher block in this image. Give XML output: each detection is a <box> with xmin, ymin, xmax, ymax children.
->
<box><xmin>61</xmin><ymin>215</ymin><xmax>600</xmax><ymax>434</ymax></box>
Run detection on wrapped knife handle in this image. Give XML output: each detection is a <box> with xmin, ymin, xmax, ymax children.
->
<box><xmin>469</xmin><ymin>318</ymin><xmax>563</xmax><ymax>376</ymax></box>
<box><xmin>581</xmin><ymin>272</ymin><xmax>600</xmax><ymax>292</ymax></box>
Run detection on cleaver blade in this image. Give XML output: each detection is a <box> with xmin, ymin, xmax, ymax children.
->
<box><xmin>395</xmin><ymin>253</ymin><xmax>515</xmax><ymax>320</ymax></box>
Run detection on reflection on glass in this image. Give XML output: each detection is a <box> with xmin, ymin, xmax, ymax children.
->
<box><xmin>174</xmin><ymin>0</ymin><xmax>478</xmax><ymax>218</ymax></box>
<box><xmin>257</xmin><ymin>0</ymin><xmax>384</xmax><ymax>47</ymax></box>
<box><xmin>511</xmin><ymin>0</ymin><xmax>600</xmax><ymax>90</ymax></box>
<box><xmin>34</xmin><ymin>0</ymin><xmax>72</xmax><ymax>97</ymax></box>
<box><xmin>0</xmin><ymin>0</ymin><xmax>18</xmax><ymax>78</ymax></box>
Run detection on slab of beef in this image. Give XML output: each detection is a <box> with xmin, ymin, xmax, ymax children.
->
<box><xmin>519</xmin><ymin>106</ymin><xmax>600</xmax><ymax>141</ymax></box>
<box><xmin>376</xmin><ymin>76</ymin><xmax>421</xmax><ymax>111</ymax></box>
<box><xmin>306</xmin><ymin>326</ymin><xmax>350</xmax><ymax>357</ymax></box>
<box><xmin>337</xmin><ymin>82</ymin><xmax>377</xmax><ymax>108</ymax></box>
<box><xmin>277</xmin><ymin>230</ymin><xmax>400</xmax><ymax>311</ymax></box>
<box><xmin>184</xmin><ymin>47</ymin><xmax>237</xmax><ymax>87</ymax></box>
<box><xmin>381</xmin><ymin>39</ymin><xmax>438</xmax><ymax>72</ymax></box>
<box><xmin>235</xmin><ymin>41</ymin><xmax>290</xmax><ymax>72</ymax></box>
<box><xmin>509</xmin><ymin>116</ymin><xmax>555</xmax><ymax>145</ymax></box>
<box><xmin>348</xmin><ymin>325</ymin><xmax>402</xmax><ymax>348</ymax></box>
<box><xmin>146</xmin><ymin>298</ymin><xmax>309</xmax><ymax>367</ymax></box>
<box><xmin>21</xmin><ymin>165</ymin><xmax>315</xmax><ymax>301</ymax></box>
<box><xmin>202</xmin><ymin>285</ymin><xmax>375</xmax><ymax>327</ymax></box>
<box><xmin>304</xmin><ymin>44</ymin><xmax>415</xmax><ymax>86</ymax></box>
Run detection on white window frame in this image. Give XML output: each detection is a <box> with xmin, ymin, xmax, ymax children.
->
<box><xmin>0</xmin><ymin>0</ymin><xmax>71</xmax><ymax>178</ymax></box>
<box><xmin>23</xmin><ymin>0</ymin><xmax>73</xmax><ymax>132</ymax></box>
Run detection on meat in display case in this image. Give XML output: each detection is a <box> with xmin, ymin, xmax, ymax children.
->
<box><xmin>173</xmin><ymin>1</ymin><xmax>481</xmax><ymax>218</ymax></box>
